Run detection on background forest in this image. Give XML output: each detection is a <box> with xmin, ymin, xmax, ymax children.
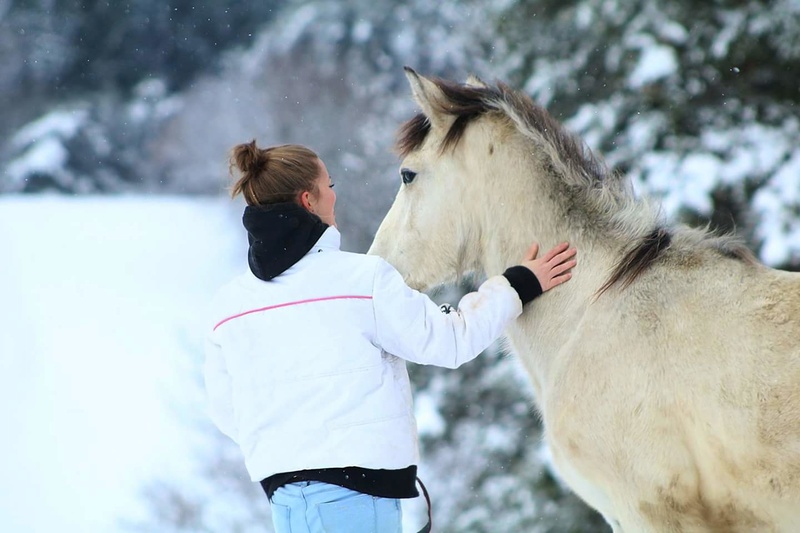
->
<box><xmin>2</xmin><ymin>0</ymin><xmax>799</xmax><ymax>532</ymax></box>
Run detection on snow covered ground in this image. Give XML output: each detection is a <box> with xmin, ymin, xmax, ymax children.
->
<box><xmin>0</xmin><ymin>196</ymin><xmax>245</xmax><ymax>532</ymax></box>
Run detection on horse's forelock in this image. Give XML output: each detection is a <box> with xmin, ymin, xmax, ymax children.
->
<box><xmin>396</xmin><ymin>113</ymin><xmax>431</xmax><ymax>158</ymax></box>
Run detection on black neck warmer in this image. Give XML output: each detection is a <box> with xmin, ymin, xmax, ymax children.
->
<box><xmin>242</xmin><ymin>202</ymin><xmax>329</xmax><ymax>281</ymax></box>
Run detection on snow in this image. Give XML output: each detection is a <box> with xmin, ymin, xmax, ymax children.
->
<box><xmin>128</xmin><ymin>78</ymin><xmax>180</xmax><ymax>124</ymax></box>
<box><xmin>11</xmin><ymin>108</ymin><xmax>88</xmax><ymax>150</ymax></box>
<box><xmin>5</xmin><ymin>108</ymin><xmax>89</xmax><ymax>188</ymax></box>
<box><xmin>753</xmin><ymin>151</ymin><xmax>800</xmax><ymax>265</ymax></box>
<box><xmin>6</xmin><ymin>137</ymin><xmax>69</xmax><ymax>184</ymax></box>
<box><xmin>392</xmin><ymin>26</ymin><xmax>416</xmax><ymax>58</ymax></box>
<box><xmin>678</xmin><ymin>153</ymin><xmax>722</xmax><ymax>215</ymax></box>
<box><xmin>566</xmin><ymin>100</ymin><xmax>621</xmax><ymax>151</ymax></box>
<box><xmin>712</xmin><ymin>10</ymin><xmax>746</xmax><ymax>58</ymax></box>
<box><xmin>627</xmin><ymin>43</ymin><xmax>678</xmax><ymax>87</ymax></box>
<box><xmin>701</xmin><ymin>123</ymin><xmax>791</xmax><ymax>185</ymax></box>
<box><xmin>352</xmin><ymin>19</ymin><xmax>372</xmax><ymax>42</ymax></box>
<box><xmin>0</xmin><ymin>196</ymin><xmax>245</xmax><ymax>532</ymax></box>
<box><xmin>773</xmin><ymin>152</ymin><xmax>800</xmax><ymax>204</ymax></box>
<box><xmin>275</xmin><ymin>4</ymin><xmax>328</xmax><ymax>53</ymax></box>
<box><xmin>574</xmin><ymin>4</ymin><xmax>594</xmax><ymax>29</ymax></box>
<box><xmin>655</xmin><ymin>20</ymin><xmax>689</xmax><ymax>44</ymax></box>
<box><xmin>414</xmin><ymin>390</ymin><xmax>446</xmax><ymax>438</ymax></box>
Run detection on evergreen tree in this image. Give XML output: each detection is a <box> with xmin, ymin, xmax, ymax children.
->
<box><xmin>0</xmin><ymin>0</ymin><xmax>287</xmax><ymax>194</ymax></box>
<box><xmin>3</xmin><ymin>0</ymin><xmax>288</xmax><ymax>95</ymax></box>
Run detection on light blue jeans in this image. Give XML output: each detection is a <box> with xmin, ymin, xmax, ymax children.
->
<box><xmin>270</xmin><ymin>481</ymin><xmax>402</xmax><ymax>533</ymax></box>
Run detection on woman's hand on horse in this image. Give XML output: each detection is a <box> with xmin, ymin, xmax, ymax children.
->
<box><xmin>521</xmin><ymin>242</ymin><xmax>577</xmax><ymax>292</ymax></box>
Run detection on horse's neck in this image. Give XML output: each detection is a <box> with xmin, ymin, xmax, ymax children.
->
<box><xmin>485</xmin><ymin>236</ymin><xmax>615</xmax><ymax>403</ymax></box>
<box><xmin>483</xmin><ymin>225</ymin><xmax>617</xmax><ymax>308</ymax></box>
<box><xmin>477</xmin><ymin>182</ymin><xmax>626</xmax><ymax>390</ymax></box>
<box><xmin>479</xmin><ymin>195</ymin><xmax>622</xmax><ymax>296</ymax></box>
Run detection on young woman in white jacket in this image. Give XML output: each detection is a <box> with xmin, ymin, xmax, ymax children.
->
<box><xmin>204</xmin><ymin>141</ymin><xmax>577</xmax><ymax>533</ymax></box>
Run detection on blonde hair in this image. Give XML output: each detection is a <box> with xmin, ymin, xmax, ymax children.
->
<box><xmin>229</xmin><ymin>141</ymin><xmax>321</xmax><ymax>206</ymax></box>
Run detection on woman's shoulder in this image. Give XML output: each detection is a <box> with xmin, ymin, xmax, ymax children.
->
<box><xmin>296</xmin><ymin>250</ymin><xmax>387</xmax><ymax>292</ymax></box>
<box><xmin>308</xmin><ymin>247</ymin><xmax>384</xmax><ymax>270</ymax></box>
<box><xmin>339</xmin><ymin>250</ymin><xmax>393</xmax><ymax>278</ymax></box>
<box><xmin>338</xmin><ymin>249</ymin><xmax>384</xmax><ymax>264</ymax></box>
<box><xmin>208</xmin><ymin>270</ymin><xmax>253</xmax><ymax>304</ymax></box>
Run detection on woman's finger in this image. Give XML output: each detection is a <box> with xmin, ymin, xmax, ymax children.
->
<box><xmin>549</xmin><ymin>246</ymin><xmax>577</xmax><ymax>266</ymax></box>
<box><xmin>550</xmin><ymin>272</ymin><xmax>572</xmax><ymax>287</ymax></box>
<box><xmin>543</xmin><ymin>242</ymin><xmax>570</xmax><ymax>262</ymax></box>
<box><xmin>551</xmin><ymin>258</ymin><xmax>578</xmax><ymax>276</ymax></box>
<box><xmin>525</xmin><ymin>242</ymin><xmax>540</xmax><ymax>261</ymax></box>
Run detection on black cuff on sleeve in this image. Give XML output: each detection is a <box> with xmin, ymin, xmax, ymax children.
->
<box><xmin>502</xmin><ymin>266</ymin><xmax>543</xmax><ymax>306</ymax></box>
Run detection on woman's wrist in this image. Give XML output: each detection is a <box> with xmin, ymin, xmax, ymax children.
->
<box><xmin>502</xmin><ymin>266</ymin><xmax>543</xmax><ymax>305</ymax></box>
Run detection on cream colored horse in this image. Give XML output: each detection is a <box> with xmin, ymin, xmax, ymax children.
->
<box><xmin>368</xmin><ymin>68</ymin><xmax>800</xmax><ymax>532</ymax></box>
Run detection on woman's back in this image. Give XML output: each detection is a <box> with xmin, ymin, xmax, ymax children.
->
<box><xmin>207</xmin><ymin>226</ymin><xmax>418</xmax><ymax>481</ymax></box>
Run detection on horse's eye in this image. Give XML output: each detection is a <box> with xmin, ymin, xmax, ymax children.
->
<box><xmin>400</xmin><ymin>168</ymin><xmax>417</xmax><ymax>185</ymax></box>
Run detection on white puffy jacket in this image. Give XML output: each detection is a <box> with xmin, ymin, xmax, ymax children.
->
<box><xmin>204</xmin><ymin>227</ymin><xmax>522</xmax><ymax>482</ymax></box>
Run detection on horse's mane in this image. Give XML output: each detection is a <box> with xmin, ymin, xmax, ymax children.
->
<box><xmin>396</xmin><ymin>76</ymin><xmax>757</xmax><ymax>292</ymax></box>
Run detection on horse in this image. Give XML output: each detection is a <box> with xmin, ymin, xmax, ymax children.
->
<box><xmin>367</xmin><ymin>67</ymin><xmax>800</xmax><ymax>532</ymax></box>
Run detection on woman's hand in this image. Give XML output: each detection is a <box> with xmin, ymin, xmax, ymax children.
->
<box><xmin>520</xmin><ymin>242</ymin><xmax>577</xmax><ymax>292</ymax></box>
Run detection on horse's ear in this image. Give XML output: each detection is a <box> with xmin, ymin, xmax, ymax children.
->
<box><xmin>404</xmin><ymin>66</ymin><xmax>449</xmax><ymax>130</ymax></box>
<box><xmin>465</xmin><ymin>73</ymin><xmax>488</xmax><ymax>88</ymax></box>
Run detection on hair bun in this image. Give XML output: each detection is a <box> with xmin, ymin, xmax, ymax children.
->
<box><xmin>232</xmin><ymin>140</ymin><xmax>268</xmax><ymax>174</ymax></box>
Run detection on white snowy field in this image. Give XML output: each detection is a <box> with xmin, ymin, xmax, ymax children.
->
<box><xmin>0</xmin><ymin>195</ymin><xmax>245</xmax><ymax>532</ymax></box>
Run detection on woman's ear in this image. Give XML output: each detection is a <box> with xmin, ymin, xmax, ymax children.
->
<box><xmin>299</xmin><ymin>191</ymin><xmax>314</xmax><ymax>213</ymax></box>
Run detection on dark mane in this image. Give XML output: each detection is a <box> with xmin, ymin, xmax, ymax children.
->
<box><xmin>597</xmin><ymin>228</ymin><xmax>758</xmax><ymax>296</ymax></box>
<box><xmin>598</xmin><ymin>228</ymin><xmax>673</xmax><ymax>296</ymax></box>
<box><xmin>395</xmin><ymin>75</ymin><xmax>757</xmax><ymax>293</ymax></box>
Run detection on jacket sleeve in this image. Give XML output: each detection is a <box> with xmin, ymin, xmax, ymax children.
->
<box><xmin>203</xmin><ymin>335</ymin><xmax>238</xmax><ymax>442</ymax></box>
<box><xmin>372</xmin><ymin>259</ymin><xmax>523</xmax><ymax>369</ymax></box>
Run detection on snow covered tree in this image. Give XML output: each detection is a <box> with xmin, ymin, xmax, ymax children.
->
<box><xmin>1</xmin><ymin>0</ymin><xmax>287</xmax><ymax>96</ymax></box>
<box><xmin>3</xmin><ymin>80</ymin><xmax>179</xmax><ymax>193</ymax></box>
<box><xmin>0</xmin><ymin>0</ymin><xmax>286</xmax><ymax>194</ymax></box>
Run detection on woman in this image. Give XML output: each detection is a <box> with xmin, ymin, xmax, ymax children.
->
<box><xmin>204</xmin><ymin>141</ymin><xmax>577</xmax><ymax>533</ymax></box>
